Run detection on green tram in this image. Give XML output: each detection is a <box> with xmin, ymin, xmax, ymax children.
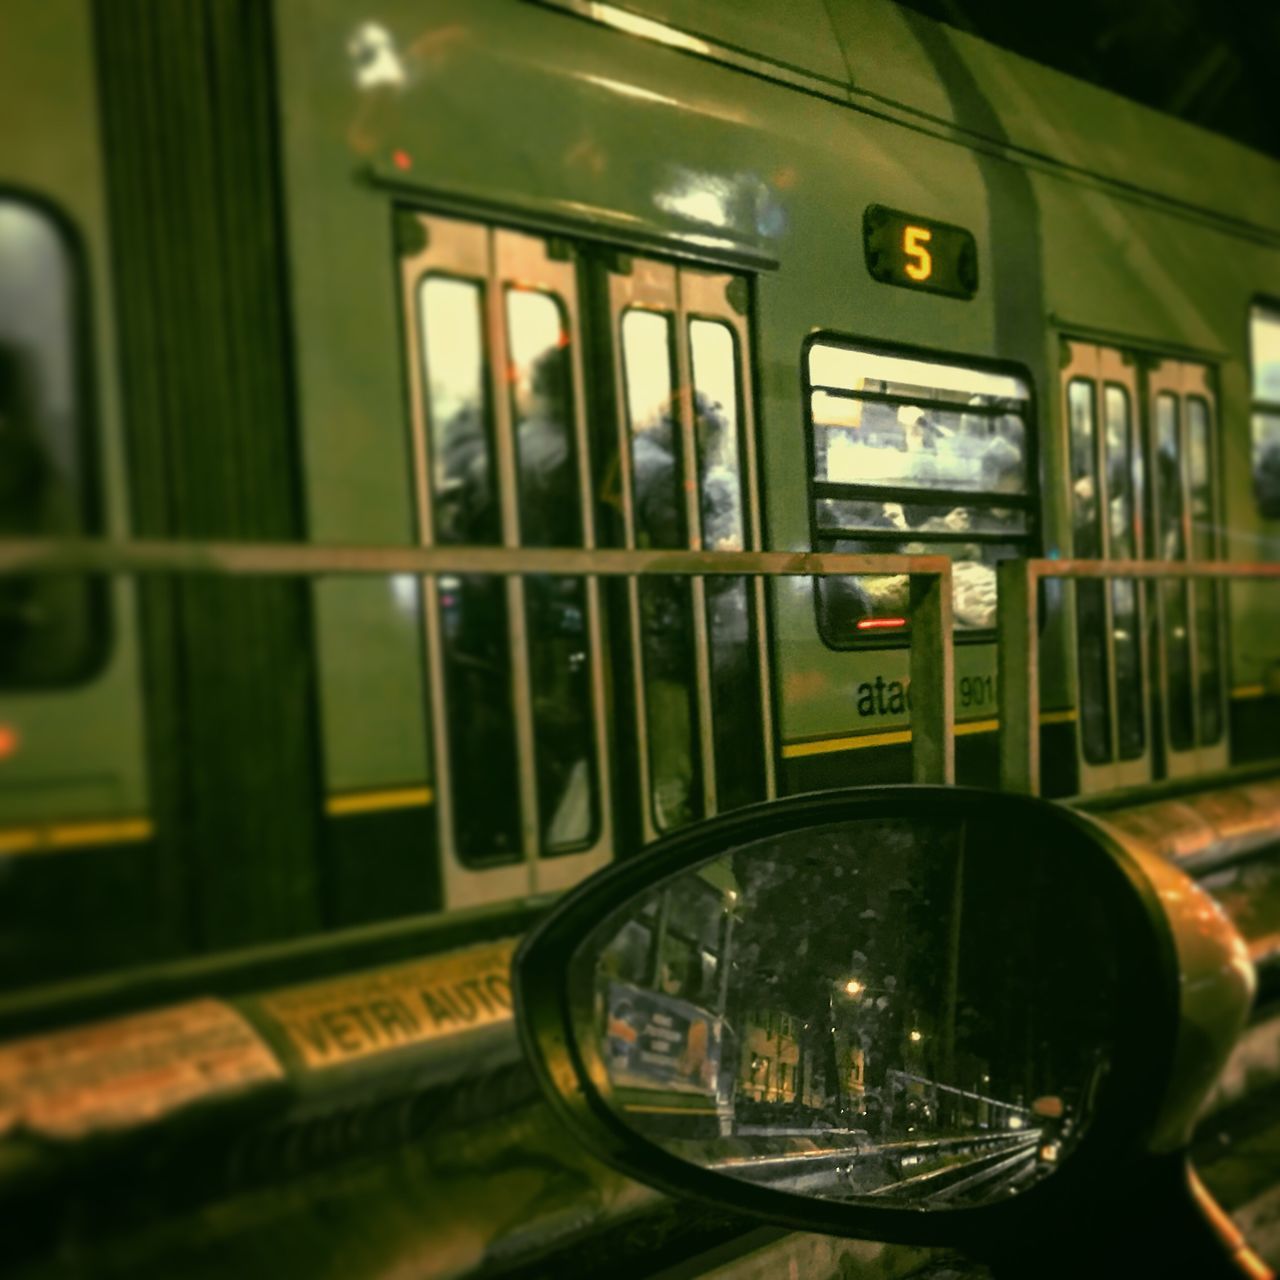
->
<box><xmin>1</xmin><ymin>0</ymin><xmax>1279</xmax><ymax>1274</ymax></box>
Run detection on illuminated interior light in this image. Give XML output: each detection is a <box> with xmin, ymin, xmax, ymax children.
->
<box><xmin>392</xmin><ymin>149</ymin><xmax>413</xmax><ymax>172</ymax></box>
<box><xmin>856</xmin><ymin>617</ymin><xmax>907</xmax><ymax>630</ymax></box>
<box><xmin>578</xmin><ymin>72</ymin><xmax>681</xmax><ymax>108</ymax></box>
<box><xmin>588</xmin><ymin>3</ymin><xmax>711</xmax><ymax>56</ymax></box>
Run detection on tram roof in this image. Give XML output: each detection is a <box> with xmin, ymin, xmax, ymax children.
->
<box><xmin>568</xmin><ymin>0</ymin><xmax>1280</xmax><ymax>241</ymax></box>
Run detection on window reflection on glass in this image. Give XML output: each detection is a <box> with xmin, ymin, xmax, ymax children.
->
<box><xmin>1187</xmin><ymin>397</ymin><xmax>1223</xmax><ymax>746</ymax></box>
<box><xmin>0</xmin><ymin>199</ymin><xmax>102</xmax><ymax>686</ymax></box>
<box><xmin>812</xmin><ymin>398</ymin><xmax>1027</xmax><ymax>495</ymax></box>
<box><xmin>1252</xmin><ymin>412</ymin><xmax>1280</xmax><ymax>519</ymax></box>
<box><xmin>690</xmin><ymin>321</ymin><xmax>745</xmax><ymax>552</ymax></box>
<box><xmin>1067</xmin><ymin>379</ymin><xmax>1111</xmax><ymax>765</ymax></box>
<box><xmin>622</xmin><ymin>308</ymin><xmax>700</xmax><ymax>831</ymax></box>
<box><xmin>1249</xmin><ymin>306</ymin><xmax>1280</xmax><ymax>517</ymax></box>
<box><xmin>807</xmin><ymin>341</ymin><xmax>1033</xmax><ymax>648</ymax></box>
<box><xmin>817</xmin><ymin>538</ymin><xmax>1015</xmax><ymax>638</ymax></box>
<box><xmin>508</xmin><ymin>289</ymin><xmax>580</xmax><ymax>548</ymax></box>
<box><xmin>1104</xmin><ymin>385</ymin><xmax>1143</xmax><ymax>761</ymax></box>
<box><xmin>690</xmin><ymin>318</ymin><xmax>763</xmax><ymax>812</ymax></box>
<box><xmin>506</xmin><ymin>288</ymin><xmax>597</xmax><ymax>851</ymax></box>
<box><xmin>436</xmin><ymin>574</ymin><xmax>521</xmax><ymax>864</ymax></box>
<box><xmin>421</xmin><ymin>276</ymin><xmax>518</xmax><ymax>865</ymax></box>
<box><xmin>1155</xmin><ymin>393</ymin><xmax>1194</xmax><ymax>753</ymax></box>
<box><xmin>420</xmin><ymin>276</ymin><xmax>496</xmax><ymax>546</ymax></box>
<box><xmin>818</xmin><ymin>500</ymin><xmax>1025</xmax><ymax>538</ymax></box>
<box><xmin>581</xmin><ymin>817</ymin><xmax>1125</xmax><ymax>1205</ymax></box>
<box><xmin>1249</xmin><ymin>305</ymin><xmax>1280</xmax><ymax>402</ymax></box>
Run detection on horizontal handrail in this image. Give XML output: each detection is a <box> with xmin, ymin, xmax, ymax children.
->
<box><xmin>1013</xmin><ymin>557</ymin><xmax>1280</xmax><ymax>581</ymax></box>
<box><xmin>0</xmin><ymin>536</ymin><xmax>952</xmax><ymax>580</ymax></box>
<box><xmin>997</xmin><ymin>558</ymin><xmax>1280</xmax><ymax>796</ymax></box>
<box><xmin>0</xmin><ymin>536</ymin><xmax>958</xmax><ymax>784</ymax></box>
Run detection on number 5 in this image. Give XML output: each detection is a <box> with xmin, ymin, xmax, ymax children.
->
<box><xmin>903</xmin><ymin>225</ymin><xmax>933</xmax><ymax>281</ymax></box>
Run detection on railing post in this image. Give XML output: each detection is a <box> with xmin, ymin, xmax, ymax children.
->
<box><xmin>997</xmin><ymin>559</ymin><xmax>1039</xmax><ymax>795</ymax></box>
<box><xmin>909</xmin><ymin>567</ymin><xmax>955</xmax><ymax>784</ymax></box>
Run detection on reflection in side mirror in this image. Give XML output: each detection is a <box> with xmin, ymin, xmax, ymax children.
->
<box><xmin>580</xmin><ymin>816</ymin><xmax>1117</xmax><ymax>1207</ymax></box>
<box><xmin>517</xmin><ymin>790</ymin><xmax>1187</xmax><ymax>1229</ymax></box>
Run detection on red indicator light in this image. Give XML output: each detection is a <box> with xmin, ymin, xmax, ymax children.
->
<box><xmin>0</xmin><ymin>724</ymin><xmax>18</xmax><ymax>759</ymax></box>
<box><xmin>856</xmin><ymin>617</ymin><xmax>907</xmax><ymax>631</ymax></box>
<box><xmin>392</xmin><ymin>149</ymin><xmax>413</xmax><ymax>172</ymax></box>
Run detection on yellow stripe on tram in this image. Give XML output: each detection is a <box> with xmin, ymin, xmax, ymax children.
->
<box><xmin>325</xmin><ymin>785</ymin><xmax>435</xmax><ymax>817</ymax></box>
<box><xmin>0</xmin><ymin>817</ymin><xmax>154</xmax><ymax>856</ymax></box>
<box><xmin>0</xmin><ymin>786</ymin><xmax>440</xmax><ymax>855</ymax></box>
<box><xmin>781</xmin><ymin>709</ymin><xmax>1079</xmax><ymax>760</ymax></box>
<box><xmin>1231</xmin><ymin>684</ymin><xmax>1268</xmax><ymax>701</ymax></box>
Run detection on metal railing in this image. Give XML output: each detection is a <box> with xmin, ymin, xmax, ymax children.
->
<box><xmin>0</xmin><ymin>536</ymin><xmax>957</xmax><ymax>787</ymax></box>
<box><xmin>15</xmin><ymin>538</ymin><xmax>1280</xmax><ymax>802</ymax></box>
<box><xmin>997</xmin><ymin>558</ymin><xmax>1280</xmax><ymax>796</ymax></box>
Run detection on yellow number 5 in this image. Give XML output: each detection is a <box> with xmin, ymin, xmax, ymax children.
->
<box><xmin>903</xmin><ymin>225</ymin><xmax>933</xmax><ymax>281</ymax></box>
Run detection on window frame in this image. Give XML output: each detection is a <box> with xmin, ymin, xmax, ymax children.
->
<box><xmin>801</xmin><ymin>332</ymin><xmax>1040</xmax><ymax>652</ymax></box>
<box><xmin>1247</xmin><ymin>296</ymin><xmax>1280</xmax><ymax>520</ymax></box>
<box><xmin>0</xmin><ymin>185</ymin><xmax>110</xmax><ymax>688</ymax></box>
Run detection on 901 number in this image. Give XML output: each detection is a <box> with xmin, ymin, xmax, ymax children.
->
<box><xmin>959</xmin><ymin>674</ymin><xmax>994</xmax><ymax>709</ymax></box>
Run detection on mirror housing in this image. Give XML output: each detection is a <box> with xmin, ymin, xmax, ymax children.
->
<box><xmin>514</xmin><ymin>787</ymin><xmax>1252</xmax><ymax>1249</ymax></box>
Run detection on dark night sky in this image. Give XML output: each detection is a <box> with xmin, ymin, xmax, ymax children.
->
<box><xmin>891</xmin><ymin>0</ymin><xmax>1280</xmax><ymax>160</ymax></box>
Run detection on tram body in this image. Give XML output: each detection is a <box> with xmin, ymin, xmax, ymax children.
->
<box><xmin>4</xmin><ymin>0</ymin><xmax>1279</xmax><ymax>990</ymax></box>
<box><xmin>1</xmin><ymin>0</ymin><xmax>1279</xmax><ymax>1271</ymax></box>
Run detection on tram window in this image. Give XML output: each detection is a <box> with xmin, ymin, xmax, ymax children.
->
<box><xmin>1068</xmin><ymin>379</ymin><xmax>1110</xmax><ymax>765</ymax></box>
<box><xmin>1187</xmin><ymin>396</ymin><xmax>1223</xmax><ymax>746</ymax></box>
<box><xmin>419</xmin><ymin>275</ymin><xmax>521</xmax><ymax>864</ymax></box>
<box><xmin>506</xmin><ymin>287</ymin><xmax>597</xmax><ymax>851</ymax></box>
<box><xmin>621</xmin><ymin>308</ymin><xmax>702</xmax><ymax>831</ymax></box>
<box><xmin>806</xmin><ymin>340</ymin><xmax>1034</xmax><ymax>647</ymax></box>
<box><xmin>420</xmin><ymin>276</ymin><xmax>497</xmax><ymax>546</ymax></box>
<box><xmin>508</xmin><ymin>289</ymin><xmax>581</xmax><ymax>548</ymax></box>
<box><xmin>0</xmin><ymin>197</ymin><xmax>104</xmax><ymax>687</ymax></box>
<box><xmin>1249</xmin><ymin>304</ymin><xmax>1280</xmax><ymax>518</ymax></box>
<box><xmin>689</xmin><ymin>321</ymin><xmax>745</xmax><ymax>552</ymax></box>
<box><xmin>689</xmin><ymin>318</ymin><xmax>764</xmax><ymax>812</ymax></box>
<box><xmin>1104</xmin><ymin>385</ymin><xmax>1144</xmax><ymax>761</ymax></box>
<box><xmin>1155</xmin><ymin>392</ymin><xmax>1194</xmax><ymax>753</ymax></box>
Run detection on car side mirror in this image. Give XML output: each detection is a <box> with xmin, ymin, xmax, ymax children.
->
<box><xmin>513</xmin><ymin>787</ymin><xmax>1254</xmax><ymax>1251</ymax></box>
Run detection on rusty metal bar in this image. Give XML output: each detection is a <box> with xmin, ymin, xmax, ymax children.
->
<box><xmin>1008</xmin><ymin>559</ymin><xmax>1280</xmax><ymax>581</ymax></box>
<box><xmin>998</xmin><ymin>558</ymin><xmax>1280</xmax><ymax>797</ymax></box>
<box><xmin>0</xmin><ymin>538</ymin><xmax>954</xmax><ymax>581</ymax></box>
<box><xmin>909</xmin><ymin>570</ymin><xmax>954</xmax><ymax>784</ymax></box>
<box><xmin>997</xmin><ymin>560</ymin><xmax>1040</xmax><ymax>795</ymax></box>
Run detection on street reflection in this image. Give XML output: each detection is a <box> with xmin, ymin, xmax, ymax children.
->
<box><xmin>579</xmin><ymin>818</ymin><xmax>1119</xmax><ymax>1208</ymax></box>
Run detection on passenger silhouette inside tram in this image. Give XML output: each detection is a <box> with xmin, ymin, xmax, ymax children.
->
<box><xmin>514</xmin><ymin>343</ymin><xmax>593</xmax><ymax>847</ymax></box>
<box><xmin>0</xmin><ymin>342</ymin><xmax>86</xmax><ymax>683</ymax></box>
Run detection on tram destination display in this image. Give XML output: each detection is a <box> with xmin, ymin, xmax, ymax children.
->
<box><xmin>863</xmin><ymin>205</ymin><xmax>979</xmax><ymax>299</ymax></box>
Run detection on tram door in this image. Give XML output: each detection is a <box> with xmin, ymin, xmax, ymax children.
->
<box><xmin>602</xmin><ymin>257</ymin><xmax>775</xmax><ymax>846</ymax></box>
<box><xmin>1144</xmin><ymin>358</ymin><xmax>1228</xmax><ymax>778</ymax></box>
<box><xmin>400</xmin><ymin>212</ymin><xmax>613</xmax><ymax>908</ymax></box>
<box><xmin>1063</xmin><ymin>343</ymin><xmax>1151</xmax><ymax>792</ymax></box>
<box><xmin>1061</xmin><ymin>341</ymin><xmax>1227</xmax><ymax>790</ymax></box>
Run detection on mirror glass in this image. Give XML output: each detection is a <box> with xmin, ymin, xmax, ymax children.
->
<box><xmin>574</xmin><ymin>817</ymin><xmax>1122</xmax><ymax>1208</ymax></box>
